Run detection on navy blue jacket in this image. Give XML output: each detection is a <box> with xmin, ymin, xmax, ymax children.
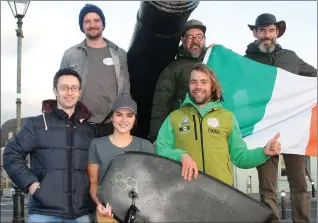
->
<box><xmin>3</xmin><ymin>100</ymin><xmax>95</xmax><ymax>219</ymax></box>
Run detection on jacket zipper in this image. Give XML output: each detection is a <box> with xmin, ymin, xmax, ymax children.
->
<box><xmin>67</xmin><ymin>120</ymin><xmax>74</xmax><ymax>217</ymax></box>
<box><xmin>197</xmin><ymin>113</ymin><xmax>206</xmax><ymax>173</ymax></box>
<box><xmin>196</xmin><ymin>108</ymin><xmax>216</xmax><ymax>174</ymax></box>
<box><xmin>268</xmin><ymin>51</ymin><xmax>276</xmax><ymax>66</ymax></box>
<box><xmin>192</xmin><ymin>115</ymin><xmax>198</xmax><ymax>140</ymax></box>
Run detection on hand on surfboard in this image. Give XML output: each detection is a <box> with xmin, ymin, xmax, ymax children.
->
<box><xmin>264</xmin><ymin>133</ymin><xmax>281</xmax><ymax>156</ymax></box>
<box><xmin>97</xmin><ymin>202</ymin><xmax>113</xmax><ymax>218</ymax></box>
<box><xmin>181</xmin><ymin>153</ymin><xmax>199</xmax><ymax>181</ymax></box>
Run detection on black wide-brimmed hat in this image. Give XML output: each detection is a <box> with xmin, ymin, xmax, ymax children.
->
<box><xmin>248</xmin><ymin>13</ymin><xmax>286</xmax><ymax>38</ymax></box>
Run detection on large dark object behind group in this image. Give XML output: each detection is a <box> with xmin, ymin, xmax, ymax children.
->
<box><xmin>3</xmin><ymin>2</ymin><xmax>317</xmax><ymax>223</ymax></box>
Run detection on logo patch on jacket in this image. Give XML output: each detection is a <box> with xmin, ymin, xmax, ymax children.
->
<box><xmin>181</xmin><ymin>116</ymin><xmax>189</xmax><ymax>125</ymax></box>
<box><xmin>208</xmin><ymin>128</ymin><xmax>220</xmax><ymax>134</ymax></box>
<box><xmin>179</xmin><ymin>125</ymin><xmax>191</xmax><ymax>133</ymax></box>
<box><xmin>207</xmin><ymin>118</ymin><xmax>219</xmax><ymax>128</ymax></box>
<box><xmin>177</xmin><ymin>117</ymin><xmax>191</xmax><ymax>133</ymax></box>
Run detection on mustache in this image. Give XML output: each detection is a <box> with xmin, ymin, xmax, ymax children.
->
<box><xmin>190</xmin><ymin>42</ymin><xmax>201</xmax><ymax>48</ymax></box>
<box><xmin>192</xmin><ymin>89</ymin><xmax>206</xmax><ymax>92</ymax></box>
<box><xmin>260</xmin><ymin>37</ymin><xmax>274</xmax><ymax>42</ymax></box>
<box><xmin>87</xmin><ymin>28</ymin><xmax>99</xmax><ymax>31</ymax></box>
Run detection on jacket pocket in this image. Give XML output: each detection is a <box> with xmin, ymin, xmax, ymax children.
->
<box><xmin>74</xmin><ymin>171</ymin><xmax>91</xmax><ymax>212</ymax></box>
<box><xmin>32</xmin><ymin>170</ymin><xmax>64</xmax><ymax>210</ymax></box>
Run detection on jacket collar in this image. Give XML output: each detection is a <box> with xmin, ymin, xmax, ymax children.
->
<box><xmin>182</xmin><ymin>93</ymin><xmax>222</xmax><ymax>117</ymax></box>
<box><xmin>245</xmin><ymin>40</ymin><xmax>283</xmax><ymax>55</ymax></box>
<box><xmin>41</xmin><ymin>99</ymin><xmax>92</xmax><ymax>122</ymax></box>
<box><xmin>77</xmin><ymin>37</ymin><xmax>118</xmax><ymax>51</ymax></box>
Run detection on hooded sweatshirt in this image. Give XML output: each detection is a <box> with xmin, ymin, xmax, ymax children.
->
<box><xmin>155</xmin><ymin>93</ymin><xmax>270</xmax><ymax>186</ymax></box>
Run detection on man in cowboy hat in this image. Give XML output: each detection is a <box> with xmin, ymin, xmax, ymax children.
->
<box><xmin>245</xmin><ymin>13</ymin><xmax>317</xmax><ymax>223</ymax></box>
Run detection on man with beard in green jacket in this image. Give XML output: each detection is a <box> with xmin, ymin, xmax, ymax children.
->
<box><xmin>149</xmin><ymin>19</ymin><xmax>211</xmax><ymax>143</ymax></box>
<box><xmin>155</xmin><ymin>64</ymin><xmax>282</xmax><ymax>188</ymax></box>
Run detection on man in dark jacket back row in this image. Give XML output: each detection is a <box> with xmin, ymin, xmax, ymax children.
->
<box><xmin>3</xmin><ymin>68</ymin><xmax>95</xmax><ymax>222</ymax></box>
<box><xmin>245</xmin><ymin>13</ymin><xmax>316</xmax><ymax>223</ymax></box>
<box><xmin>149</xmin><ymin>19</ymin><xmax>209</xmax><ymax>143</ymax></box>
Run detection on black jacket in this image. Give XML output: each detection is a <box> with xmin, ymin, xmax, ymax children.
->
<box><xmin>3</xmin><ymin>100</ymin><xmax>95</xmax><ymax>219</ymax></box>
<box><xmin>245</xmin><ymin>41</ymin><xmax>317</xmax><ymax>77</ymax></box>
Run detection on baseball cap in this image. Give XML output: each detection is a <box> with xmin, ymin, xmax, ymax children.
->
<box><xmin>112</xmin><ymin>97</ymin><xmax>137</xmax><ymax>114</ymax></box>
<box><xmin>183</xmin><ymin>19</ymin><xmax>206</xmax><ymax>35</ymax></box>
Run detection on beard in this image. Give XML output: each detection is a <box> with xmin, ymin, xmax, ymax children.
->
<box><xmin>184</xmin><ymin>42</ymin><xmax>206</xmax><ymax>58</ymax></box>
<box><xmin>190</xmin><ymin>90</ymin><xmax>211</xmax><ymax>106</ymax></box>
<box><xmin>257</xmin><ymin>37</ymin><xmax>277</xmax><ymax>53</ymax></box>
<box><xmin>85</xmin><ymin>29</ymin><xmax>103</xmax><ymax>40</ymax></box>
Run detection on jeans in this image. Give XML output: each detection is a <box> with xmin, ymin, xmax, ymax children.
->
<box><xmin>28</xmin><ymin>214</ymin><xmax>90</xmax><ymax>223</ymax></box>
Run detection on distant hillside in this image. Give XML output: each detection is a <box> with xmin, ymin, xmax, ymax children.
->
<box><xmin>1</xmin><ymin>117</ymin><xmax>29</xmax><ymax>147</ymax></box>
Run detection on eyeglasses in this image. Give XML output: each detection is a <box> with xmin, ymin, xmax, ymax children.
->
<box><xmin>181</xmin><ymin>34</ymin><xmax>204</xmax><ymax>42</ymax></box>
<box><xmin>59</xmin><ymin>85</ymin><xmax>80</xmax><ymax>92</ymax></box>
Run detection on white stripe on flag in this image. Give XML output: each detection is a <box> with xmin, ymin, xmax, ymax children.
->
<box><xmin>245</xmin><ymin>68</ymin><xmax>316</xmax><ymax>154</ymax></box>
<box><xmin>244</xmin><ymin>106</ymin><xmax>312</xmax><ymax>155</ymax></box>
<box><xmin>203</xmin><ymin>47</ymin><xmax>212</xmax><ymax>64</ymax></box>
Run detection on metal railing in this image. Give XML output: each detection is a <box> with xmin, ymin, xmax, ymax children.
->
<box><xmin>246</xmin><ymin>175</ymin><xmax>252</xmax><ymax>195</ymax></box>
<box><xmin>305</xmin><ymin>166</ymin><xmax>315</xmax><ymax>198</ymax></box>
<box><xmin>280</xmin><ymin>190</ymin><xmax>287</xmax><ymax>219</ymax></box>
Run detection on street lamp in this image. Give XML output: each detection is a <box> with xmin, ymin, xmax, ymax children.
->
<box><xmin>8</xmin><ymin>1</ymin><xmax>30</xmax><ymax>133</ymax></box>
<box><xmin>7</xmin><ymin>2</ymin><xmax>30</xmax><ymax>223</ymax></box>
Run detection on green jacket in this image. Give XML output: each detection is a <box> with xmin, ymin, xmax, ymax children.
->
<box><xmin>149</xmin><ymin>46</ymin><xmax>205</xmax><ymax>142</ymax></box>
<box><xmin>155</xmin><ymin>94</ymin><xmax>270</xmax><ymax>185</ymax></box>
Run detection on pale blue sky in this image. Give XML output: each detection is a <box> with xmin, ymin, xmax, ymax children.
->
<box><xmin>1</xmin><ymin>1</ymin><xmax>317</xmax><ymax>124</ymax></box>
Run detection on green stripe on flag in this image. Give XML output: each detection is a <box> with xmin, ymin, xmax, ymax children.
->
<box><xmin>205</xmin><ymin>45</ymin><xmax>277</xmax><ymax>137</ymax></box>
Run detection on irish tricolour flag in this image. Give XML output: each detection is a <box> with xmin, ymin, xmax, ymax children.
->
<box><xmin>204</xmin><ymin>45</ymin><xmax>317</xmax><ymax>156</ymax></box>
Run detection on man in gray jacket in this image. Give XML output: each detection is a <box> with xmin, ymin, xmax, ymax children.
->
<box><xmin>60</xmin><ymin>3</ymin><xmax>130</xmax><ymax>137</ymax></box>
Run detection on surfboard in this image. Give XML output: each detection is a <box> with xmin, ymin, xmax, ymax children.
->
<box><xmin>97</xmin><ymin>151</ymin><xmax>274</xmax><ymax>223</ymax></box>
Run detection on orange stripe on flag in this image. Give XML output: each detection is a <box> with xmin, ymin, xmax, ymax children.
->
<box><xmin>305</xmin><ymin>105</ymin><xmax>317</xmax><ymax>156</ymax></box>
